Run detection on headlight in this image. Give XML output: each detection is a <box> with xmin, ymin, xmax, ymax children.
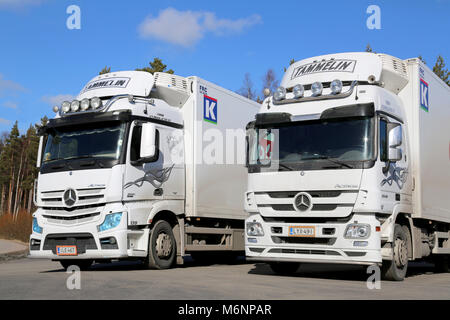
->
<box><xmin>273</xmin><ymin>87</ymin><xmax>286</xmax><ymax>101</ymax></box>
<box><xmin>330</xmin><ymin>79</ymin><xmax>343</xmax><ymax>94</ymax></box>
<box><xmin>70</xmin><ymin>100</ymin><xmax>80</xmax><ymax>112</ymax></box>
<box><xmin>61</xmin><ymin>101</ymin><xmax>71</xmax><ymax>113</ymax></box>
<box><xmin>293</xmin><ymin>84</ymin><xmax>304</xmax><ymax>99</ymax></box>
<box><xmin>344</xmin><ymin>224</ymin><xmax>370</xmax><ymax>239</ymax></box>
<box><xmin>246</xmin><ymin>221</ymin><xmax>264</xmax><ymax>237</ymax></box>
<box><xmin>311</xmin><ymin>82</ymin><xmax>323</xmax><ymax>96</ymax></box>
<box><xmin>80</xmin><ymin>98</ymin><xmax>90</xmax><ymax>111</ymax></box>
<box><xmin>98</xmin><ymin>213</ymin><xmax>123</xmax><ymax>232</ymax></box>
<box><xmin>91</xmin><ymin>97</ymin><xmax>103</xmax><ymax>109</ymax></box>
<box><xmin>32</xmin><ymin>218</ymin><xmax>43</xmax><ymax>234</ymax></box>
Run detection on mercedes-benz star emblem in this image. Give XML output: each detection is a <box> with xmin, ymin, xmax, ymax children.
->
<box><xmin>293</xmin><ymin>192</ymin><xmax>313</xmax><ymax>212</ymax></box>
<box><xmin>63</xmin><ymin>189</ymin><xmax>77</xmax><ymax>207</ymax></box>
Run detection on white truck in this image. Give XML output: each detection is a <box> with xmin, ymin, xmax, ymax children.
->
<box><xmin>244</xmin><ymin>52</ymin><xmax>450</xmax><ymax>280</ymax></box>
<box><xmin>29</xmin><ymin>71</ymin><xmax>259</xmax><ymax>270</ymax></box>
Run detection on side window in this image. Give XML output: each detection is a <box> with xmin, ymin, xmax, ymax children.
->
<box><xmin>130</xmin><ymin>125</ymin><xmax>142</xmax><ymax>162</ymax></box>
<box><xmin>379</xmin><ymin>119</ymin><xmax>387</xmax><ymax>162</ymax></box>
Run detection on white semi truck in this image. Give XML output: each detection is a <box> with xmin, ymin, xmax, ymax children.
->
<box><xmin>29</xmin><ymin>71</ymin><xmax>259</xmax><ymax>270</ymax></box>
<box><xmin>244</xmin><ymin>52</ymin><xmax>450</xmax><ymax>280</ymax></box>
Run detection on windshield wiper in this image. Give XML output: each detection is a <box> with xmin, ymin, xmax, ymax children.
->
<box><xmin>278</xmin><ymin>163</ymin><xmax>294</xmax><ymax>171</ymax></box>
<box><xmin>303</xmin><ymin>154</ymin><xmax>354</xmax><ymax>169</ymax></box>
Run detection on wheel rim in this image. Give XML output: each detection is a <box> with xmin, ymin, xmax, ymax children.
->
<box><xmin>394</xmin><ymin>238</ymin><xmax>408</xmax><ymax>268</ymax></box>
<box><xmin>155</xmin><ymin>232</ymin><xmax>172</xmax><ymax>258</ymax></box>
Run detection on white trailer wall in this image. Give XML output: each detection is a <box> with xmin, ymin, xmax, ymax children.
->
<box><xmin>401</xmin><ymin>59</ymin><xmax>450</xmax><ymax>223</ymax></box>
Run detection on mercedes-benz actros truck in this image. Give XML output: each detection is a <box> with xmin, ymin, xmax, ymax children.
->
<box><xmin>29</xmin><ymin>70</ymin><xmax>259</xmax><ymax>270</ymax></box>
<box><xmin>244</xmin><ymin>52</ymin><xmax>450</xmax><ymax>280</ymax></box>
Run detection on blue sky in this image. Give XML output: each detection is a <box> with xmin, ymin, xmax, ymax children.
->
<box><xmin>0</xmin><ymin>0</ymin><xmax>448</xmax><ymax>134</ymax></box>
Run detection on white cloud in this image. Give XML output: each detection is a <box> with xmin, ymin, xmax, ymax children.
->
<box><xmin>0</xmin><ymin>0</ymin><xmax>44</xmax><ymax>9</ymax></box>
<box><xmin>3</xmin><ymin>101</ymin><xmax>17</xmax><ymax>109</ymax></box>
<box><xmin>0</xmin><ymin>74</ymin><xmax>26</xmax><ymax>96</ymax></box>
<box><xmin>0</xmin><ymin>118</ymin><xmax>11</xmax><ymax>125</ymax></box>
<box><xmin>42</xmin><ymin>94</ymin><xmax>76</xmax><ymax>106</ymax></box>
<box><xmin>138</xmin><ymin>8</ymin><xmax>262</xmax><ymax>47</ymax></box>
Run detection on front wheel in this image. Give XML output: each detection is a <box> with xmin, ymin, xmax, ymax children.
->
<box><xmin>144</xmin><ymin>220</ymin><xmax>177</xmax><ymax>269</ymax></box>
<box><xmin>381</xmin><ymin>224</ymin><xmax>409</xmax><ymax>281</ymax></box>
<box><xmin>269</xmin><ymin>262</ymin><xmax>301</xmax><ymax>275</ymax></box>
<box><xmin>60</xmin><ymin>259</ymin><xmax>93</xmax><ymax>271</ymax></box>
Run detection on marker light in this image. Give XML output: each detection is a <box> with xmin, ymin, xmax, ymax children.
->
<box><xmin>293</xmin><ymin>84</ymin><xmax>305</xmax><ymax>99</ymax></box>
<box><xmin>52</xmin><ymin>106</ymin><xmax>59</xmax><ymax>113</ymax></box>
<box><xmin>61</xmin><ymin>101</ymin><xmax>71</xmax><ymax>113</ymax></box>
<box><xmin>98</xmin><ymin>212</ymin><xmax>123</xmax><ymax>232</ymax></box>
<box><xmin>273</xmin><ymin>87</ymin><xmax>286</xmax><ymax>101</ymax></box>
<box><xmin>330</xmin><ymin>79</ymin><xmax>343</xmax><ymax>94</ymax></box>
<box><xmin>70</xmin><ymin>100</ymin><xmax>80</xmax><ymax>112</ymax></box>
<box><xmin>311</xmin><ymin>82</ymin><xmax>323</xmax><ymax>96</ymax></box>
<box><xmin>91</xmin><ymin>97</ymin><xmax>102</xmax><ymax>109</ymax></box>
<box><xmin>80</xmin><ymin>98</ymin><xmax>90</xmax><ymax>111</ymax></box>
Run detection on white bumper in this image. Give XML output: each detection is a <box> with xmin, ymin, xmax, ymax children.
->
<box><xmin>245</xmin><ymin>213</ymin><xmax>382</xmax><ymax>266</ymax></box>
<box><xmin>28</xmin><ymin>205</ymin><xmax>148</xmax><ymax>260</ymax></box>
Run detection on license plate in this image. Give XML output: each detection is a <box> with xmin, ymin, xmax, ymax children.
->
<box><xmin>288</xmin><ymin>226</ymin><xmax>315</xmax><ymax>237</ymax></box>
<box><xmin>56</xmin><ymin>246</ymin><xmax>78</xmax><ymax>256</ymax></box>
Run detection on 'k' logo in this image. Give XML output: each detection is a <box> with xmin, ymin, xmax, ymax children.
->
<box><xmin>420</xmin><ymin>79</ymin><xmax>429</xmax><ymax>112</ymax></box>
<box><xmin>204</xmin><ymin>95</ymin><xmax>217</xmax><ymax>124</ymax></box>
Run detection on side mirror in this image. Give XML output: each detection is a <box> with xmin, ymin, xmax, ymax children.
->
<box><xmin>387</xmin><ymin>124</ymin><xmax>402</xmax><ymax>162</ymax></box>
<box><xmin>36</xmin><ymin>136</ymin><xmax>44</xmax><ymax>168</ymax></box>
<box><xmin>140</xmin><ymin>123</ymin><xmax>157</xmax><ymax>160</ymax></box>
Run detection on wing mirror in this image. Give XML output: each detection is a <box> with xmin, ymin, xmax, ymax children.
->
<box><xmin>387</xmin><ymin>123</ymin><xmax>402</xmax><ymax>162</ymax></box>
<box><xmin>140</xmin><ymin>123</ymin><xmax>158</xmax><ymax>161</ymax></box>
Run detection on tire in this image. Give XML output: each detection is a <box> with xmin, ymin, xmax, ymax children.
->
<box><xmin>433</xmin><ymin>255</ymin><xmax>450</xmax><ymax>273</ymax></box>
<box><xmin>144</xmin><ymin>220</ymin><xmax>177</xmax><ymax>270</ymax></box>
<box><xmin>269</xmin><ymin>262</ymin><xmax>300</xmax><ymax>275</ymax></box>
<box><xmin>381</xmin><ymin>224</ymin><xmax>409</xmax><ymax>281</ymax></box>
<box><xmin>60</xmin><ymin>259</ymin><xmax>93</xmax><ymax>271</ymax></box>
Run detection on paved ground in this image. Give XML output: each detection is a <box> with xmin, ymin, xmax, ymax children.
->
<box><xmin>0</xmin><ymin>257</ymin><xmax>449</xmax><ymax>300</ymax></box>
<box><xmin>0</xmin><ymin>239</ymin><xmax>27</xmax><ymax>255</ymax></box>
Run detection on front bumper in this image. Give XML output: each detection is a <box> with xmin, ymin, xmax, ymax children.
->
<box><xmin>29</xmin><ymin>206</ymin><xmax>148</xmax><ymax>260</ymax></box>
<box><xmin>245</xmin><ymin>213</ymin><xmax>382</xmax><ymax>266</ymax></box>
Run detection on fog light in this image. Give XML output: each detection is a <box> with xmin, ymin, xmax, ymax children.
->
<box><xmin>311</xmin><ymin>82</ymin><xmax>323</xmax><ymax>96</ymax></box>
<box><xmin>246</xmin><ymin>222</ymin><xmax>264</xmax><ymax>237</ymax></box>
<box><xmin>353</xmin><ymin>241</ymin><xmax>368</xmax><ymax>247</ymax></box>
<box><xmin>247</xmin><ymin>238</ymin><xmax>258</xmax><ymax>243</ymax></box>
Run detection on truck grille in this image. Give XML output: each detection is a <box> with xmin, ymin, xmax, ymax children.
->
<box><xmin>255</xmin><ymin>190</ymin><xmax>357</xmax><ymax>218</ymax></box>
<box><xmin>40</xmin><ymin>187</ymin><xmax>106</xmax><ymax>208</ymax></box>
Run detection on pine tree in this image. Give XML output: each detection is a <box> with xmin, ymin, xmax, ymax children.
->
<box><xmin>432</xmin><ymin>55</ymin><xmax>450</xmax><ymax>86</ymax></box>
<box><xmin>365</xmin><ymin>44</ymin><xmax>373</xmax><ymax>52</ymax></box>
<box><xmin>99</xmin><ymin>66</ymin><xmax>111</xmax><ymax>75</ymax></box>
<box><xmin>136</xmin><ymin>58</ymin><xmax>174</xmax><ymax>74</ymax></box>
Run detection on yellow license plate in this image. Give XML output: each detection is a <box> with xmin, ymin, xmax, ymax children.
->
<box><xmin>56</xmin><ymin>246</ymin><xmax>78</xmax><ymax>256</ymax></box>
<box><xmin>288</xmin><ymin>226</ymin><xmax>315</xmax><ymax>237</ymax></box>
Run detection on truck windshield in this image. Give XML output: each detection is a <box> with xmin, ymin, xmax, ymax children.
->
<box><xmin>248</xmin><ymin>116</ymin><xmax>374</xmax><ymax>171</ymax></box>
<box><xmin>43</xmin><ymin>122</ymin><xmax>126</xmax><ymax>163</ymax></box>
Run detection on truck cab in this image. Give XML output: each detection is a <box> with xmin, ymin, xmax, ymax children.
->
<box><xmin>245</xmin><ymin>52</ymin><xmax>450</xmax><ymax>280</ymax></box>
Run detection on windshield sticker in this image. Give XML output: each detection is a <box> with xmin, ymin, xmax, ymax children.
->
<box><xmin>258</xmin><ymin>131</ymin><xmax>274</xmax><ymax>162</ymax></box>
<box><xmin>81</xmin><ymin>77</ymin><xmax>130</xmax><ymax>93</ymax></box>
<box><xmin>291</xmin><ymin>59</ymin><xmax>357</xmax><ymax>80</ymax></box>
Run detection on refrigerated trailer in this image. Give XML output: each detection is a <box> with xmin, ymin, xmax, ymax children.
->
<box><xmin>244</xmin><ymin>52</ymin><xmax>450</xmax><ymax>280</ymax></box>
<box><xmin>29</xmin><ymin>71</ymin><xmax>259</xmax><ymax>269</ymax></box>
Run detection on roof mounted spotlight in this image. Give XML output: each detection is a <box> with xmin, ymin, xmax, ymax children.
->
<box><xmin>330</xmin><ymin>79</ymin><xmax>343</xmax><ymax>95</ymax></box>
<box><xmin>90</xmin><ymin>97</ymin><xmax>102</xmax><ymax>109</ymax></box>
<box><xmin>263</xmin><ymin>88</ymin><xmax>271</xmax><ymax>97</ymax></box>
<box><xmin>52</xmin><ymin>106</ymin><xmax>60</xmax><ymax>113</ymax></box>
<box><xmin>293</xmin><ymin>84</ymin><xmax>305</xmax><ymax>99</ymax></box>
<box><xmin>80</xmin><ymin>98</ymin><xmax>90</xmax><ymax>111</ymax></box>
<box><xmin>70</xmin><ymin>100</ymin><xmax>80</xmax><ymax>112</ymax></box>
<box><xmin>61</xmin><ymin>101</ymin><xmax>71</xmax><ymax>113</ymax></box>
<box><xmin>273</xmin><ymin>87</ymin><xmax>286</xmax><ymax>101</ymax></box>
<box><xmin>311</xmin><ymin>82</ymin><xmax>323</xmax><ymax>97</ymax></box>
